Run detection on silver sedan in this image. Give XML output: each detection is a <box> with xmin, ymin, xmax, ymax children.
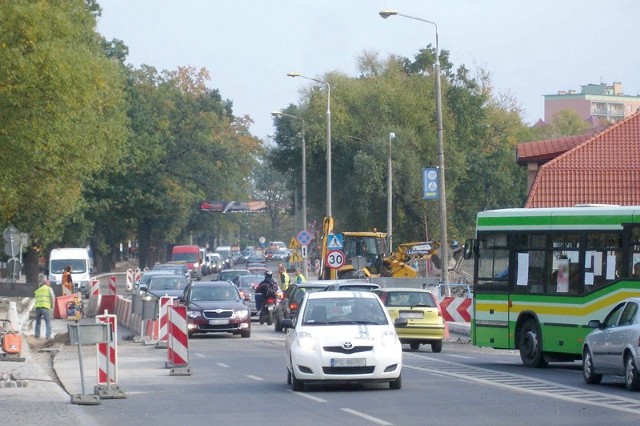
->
<box><xmin>582</xmin><ymin>297</ymin><xmax>640</xmax><ymax>390</ymax></box>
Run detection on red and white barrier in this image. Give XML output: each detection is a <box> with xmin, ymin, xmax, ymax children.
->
<box><xmin>167</xmin><ymin>305</ymin><xmax>189</xmax><ymax>370</ymax></box>
<box><xmin>126</xmin><ymin>269</ymin><xmax>134</xmax><ymax>292</ymax></box>
<box><xmin>90</xmin><ymin>279</ymin><xmax>100</xmax><ymax>297</ymax></box>
<box><xmin>156</xmin><ymin>296</ymin><xmax>174</xmax><ymax>343</ymax></box>
<box><xmin>439</xmin><ymin>296</ymin><xmax>473</xmax><ymax>323</ymax></box>
<box><xmin>63</xmin><ymin>281</ymin><xmax>74</xmax><ymax>296</ymax></box>
<box><xmin>96</xmin><ymin>313</ymin><xmax>118</xmax><ymax>385</ymax></box>
<box><xmin>108</xmin><ymin>276</ymin><xmax>117</xmax><ymax>295</ymax></box>
<box><xmin>135</xmin><ymin>268</ymin><xmax>142</xmax><ymax>284</ymax></box>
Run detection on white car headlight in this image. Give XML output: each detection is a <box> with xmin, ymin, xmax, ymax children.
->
<box><xmin>381</xmin><ymin>330</ymin><xmax>398</xmax><ymax>347</ymax></box>
<box><xmin>296</xmin><ymin>332</ymin><xmax>316</xmax><ymax>350</ymax></box>
<box><xmin>232</xmin><ymin>309</ymin><xmax>249</xmax><ymax>319</ymax></box>
<box><xmin>187</xmin><ymin>310</ymin><xmax>202</xmax><ymax>319</ymax></box>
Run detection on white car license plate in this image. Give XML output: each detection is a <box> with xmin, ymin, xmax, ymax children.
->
<box><xmin>209</xmin><ymin>319</ymin><xmax>228</xmax><ymax>325</ymax></box>
<box><xmin>268</xmin><ymin>305</ymin><xmax>274</xmax><ymax>311</ymax></box>
<box><xmin>331</xmin><ymin>357</ymin><xmax>366</xmax><ymax>367</ymax></box>
<box><xmin>400</xmin><ymin>311</ymin><xmax>424</xmax><ymax>319</ymax></box>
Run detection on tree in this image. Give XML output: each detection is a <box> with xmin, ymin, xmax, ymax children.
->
<box><xmin>0</xmin><ymin>0</ymin><xmax>128</xmax><ymax>281</ymax></box>
<box><xmin>271</xmin><ymin>47</ymin><xmax>530</xmax><ymax>245</ymax></box>
<box><xmin>529</xmin><ymin>109</ymin><xmax>592</xmax><ymax>140</ymax></box>
<box><xmin>86</xmin><ymin>65</ymin><xmax>262</xmax><ymax>268</ymax></box>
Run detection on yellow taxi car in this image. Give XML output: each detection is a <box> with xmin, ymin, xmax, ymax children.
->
<box><xmin>374</xmin><ymin>288</ymin><xmax>445</xmax><ymax>352</ymax></box>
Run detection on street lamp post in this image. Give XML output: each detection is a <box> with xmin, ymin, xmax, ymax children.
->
<box><xmin>287</xmin><ymin>73</ymin><xmax>332</xmax><ymax>219</ymax></box>
<box><xmin>380</xmin><ymin>10</ymin><xmax>449</xmax><ymax>283</ymax></box>
<box><xmin>272</xmin><ymin>110</ymin><xmax>307</xmax><ymax>277</ymax></box>
<box><xmin>387</xmin><ymin>132</ymin><xmax>395</xmax><ymax>251</ymax></box>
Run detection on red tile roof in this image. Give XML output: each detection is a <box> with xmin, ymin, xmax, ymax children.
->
<box><xmin>516</xmin><ymin>127</ymin><xmax>603</xmax><ymax>165</ymax></box>
<box><xmin>525</xmin><ymin>112</ymin><xmax>640</xmax><ymax>207</ymax></box>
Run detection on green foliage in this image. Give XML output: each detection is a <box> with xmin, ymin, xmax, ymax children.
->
<box><xmin>0</xmin><ymin>0</ymin><xmax>128</xmax><ymax>249</ymax></box>
<box><xmin>527</xmin><ymin>109</ymin><xmax>592</xmax><ymax>140</ymax></box>
<box><xmin>271</xmin><ymin>47</ymin><xmax>529</xmax><ymax>244</ymax></box>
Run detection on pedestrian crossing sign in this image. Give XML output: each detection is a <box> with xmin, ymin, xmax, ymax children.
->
<box><xmin>327</xmin><ymin>234</ymin><xmax>343</xmax><ymax>250</ymax></box>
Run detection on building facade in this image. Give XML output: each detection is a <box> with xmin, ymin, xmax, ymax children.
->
<box><xmin>544</xmin><ymin>82</ymin><xmax>640</xmax><ymax>126</ymax></box>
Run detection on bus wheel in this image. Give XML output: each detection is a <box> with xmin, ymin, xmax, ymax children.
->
<box><xmin>519</xmin><ymin>319</ymin><xmax>547</xmax><ymax>368</ymax></box>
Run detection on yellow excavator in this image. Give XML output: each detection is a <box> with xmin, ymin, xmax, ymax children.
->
<box><xmin>319</xmin><ymin>217</ymin><xmax>440</xmax><ymax>279</ymax></box>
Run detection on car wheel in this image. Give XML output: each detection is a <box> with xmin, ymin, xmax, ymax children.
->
<box><xmin>291</xmin><ymin>370</ymin><xmax>304</xmax><ymax>392</ymax></box>
<box><xmin>241</xmin><ymin>329</ymin><xmax>251</xmax><ymax>338</ymax></box>
<box><xmin>389</xmin><ymin>373</ymin><xmax>402</xmax><ymax>390</ymax></box>
<box><xmin>431</xmin><ymin>340</ymin><xmax>443</xmax><ymax>353</ymax></box>
<box><xmin>287</xmin><ymin>369</ymin><xmax>292</xmax><ymax>385</ymax></box>
<box><xmin>518</xmin><ymin>319</ymin><xmax>547</xmax><ymax>368</ymax></box>
<box><xmin>409</xmin><ymin>342</ymin><xmax>420</xmax><ymax>351</ymax></box>
<box><xmin>582</xmin><ymin>347</ymin><xmax>602</xmax><ymax>384</ymax></box>
<box><xmin>625</xmin><ymin>353</ymin><xmax>640</xmax><ymax>390</ymax></box>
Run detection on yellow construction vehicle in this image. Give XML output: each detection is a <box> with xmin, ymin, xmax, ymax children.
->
<box><xmin>318</xmin><ymin>217</ymin><xmax>440</xmax><ymax>279</ymax></box>
<box><xmin>379</xmin><ymin>241</ymin><xmax>440</xmax><ymax>278</ymax></box>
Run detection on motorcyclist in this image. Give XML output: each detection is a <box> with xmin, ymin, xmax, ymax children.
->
<box><xmin>255</xmin><ymin>270</ymin><xmax>277</xmax><ymax>312</ymax></box>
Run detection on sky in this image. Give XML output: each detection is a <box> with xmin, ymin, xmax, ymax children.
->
<box><xmin>96</xmin><ymin>0</ymin><xmax>640</xmax><ymax>141</ymax></box>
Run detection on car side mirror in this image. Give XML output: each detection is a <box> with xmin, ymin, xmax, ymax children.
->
<box><xmin>281</xmin><ymin>319</ymin><xmax>294</xmax><ymax>329</ymax></box>
<box><xmin>394</xmin><ymin>318</ymin><xmax>408</xmax><ymax>328</ymax></box>
<box><xmin>587</xmin><ymin>319</ymin><xmax>603</xmax><ymax>329</ymax></box>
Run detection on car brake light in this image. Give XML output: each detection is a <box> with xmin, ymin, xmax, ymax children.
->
<box><xmin>290</xmin><ymin>302</ymin><xmax>298</xmax><ymax>311</ymax></box>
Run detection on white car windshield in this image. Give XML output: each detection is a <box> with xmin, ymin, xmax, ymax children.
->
<box><xmin>302</xmin><ymin>298</ymin><xmax>388</xmax><ymax>326</ymax></box>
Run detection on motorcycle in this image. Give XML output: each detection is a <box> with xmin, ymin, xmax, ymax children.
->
<box><xmin>259</xmin><ymin>297</ymin><xmax>277</xmax><ymax>325</ymax></box>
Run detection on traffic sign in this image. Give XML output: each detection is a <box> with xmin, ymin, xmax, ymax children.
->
<box><xmin>296</xmin><ymin>230</ymin><xmax>312</xmax><ymax>246</ymax></box>
<box><xmin>301</xmin><ymin>245</ymin><xmax>308</xmax><ymax>258</ymax></box>
<box><xmin>326</xmin><ymin>250</ymin><xmax>345</xmax><ymax>269</ymax></box>
<box><xmin>327</xmin><ymin>234</ymin><xmax>343</xmax><ymax>250</ymax></box>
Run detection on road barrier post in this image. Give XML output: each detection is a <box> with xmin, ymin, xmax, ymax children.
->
<box><xmin>166</xmin><ymin>305</ymin><xmax>191</xmax><ymax>376</ymax></box>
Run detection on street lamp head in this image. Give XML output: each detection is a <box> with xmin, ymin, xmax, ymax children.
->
<box><xmin>379</xmin><ymin>10</ymin><xmax>398</xmax><ymax>19</ymax></box>
<box><xmin>271</xmin><ymin>110</ymin><xmax>283</xmax><ymax>117</ymax></box>
<box><xmin>287</xmin><ymin>72</ymin><xmax>301</xmax><ymax>78</ymax></box>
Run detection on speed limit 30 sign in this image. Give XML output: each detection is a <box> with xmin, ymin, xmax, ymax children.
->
<box><xmin>325</xmin><ymin>250</ymin><xmax>345</xmax><ymax>269</ymax></box>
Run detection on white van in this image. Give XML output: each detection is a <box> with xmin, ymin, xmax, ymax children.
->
<box><xmin>48</xmin><ymin>248</ymin><xmax>94</xmax><ymax>296</ymax></box>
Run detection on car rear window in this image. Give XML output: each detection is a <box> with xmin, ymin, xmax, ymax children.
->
<box><xmin>384</xmin><ymin>292</ymin><xmax>436</xmax><ymax>308</ymax></box>
<box><xmin>338</xmin><ymin>285</ymin><xmax>379</xmax><ymax>292</ymax></box>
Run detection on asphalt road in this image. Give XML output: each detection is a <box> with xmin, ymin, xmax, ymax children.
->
<box><xmin>44</xmin><ymin>322</ymin><xmax>639</xmax><ymax>426</ymax></box>
<box><xmin>17</xmin><ymin>263</ymin><xmax>638</xmax><ymax>425</ymax></box>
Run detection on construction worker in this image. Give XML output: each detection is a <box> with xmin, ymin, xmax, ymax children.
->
<box><xmin>62</xmin><ymin>265</ymin><xmax>73</xmax><ymax>295</ymax></box>
<box><xmin>295</xmin><ymin>267</ymin><xmax>306</xmax><ymax>284</ymax></box>
<box><xmin>34</xmin><ymin>279</ymin><xmax>56</xmax><ymax>340</ymax></box>
<box><xmin>278</xmin><ymin>263</ymin><xmax>290</xmax><ymax>291</ymax></box>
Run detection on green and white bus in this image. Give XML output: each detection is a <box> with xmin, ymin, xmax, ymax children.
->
<box><xmin>465</xmin><ymin>206</ymin><xmax>640</xmax><ymax>367</ymax></box>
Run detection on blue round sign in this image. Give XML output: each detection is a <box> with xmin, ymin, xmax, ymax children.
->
<box><xmin>296</xmin><ymin>230</ymin><xmax>312</xmax><ymax>246</ymax></box>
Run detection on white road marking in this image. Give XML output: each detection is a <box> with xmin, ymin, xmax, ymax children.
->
<box><xmin>446</xmin><ymin>354</ymin><xmax>472</xmax><ymax>359</ymax></box>
<box><xmin>246</xmin><ymin>375</ymin><xmax>264</xmax><ymax>381</ymax></box>
<box><xmin>341</xmin><ymin>408</ymin><xmax>393</xmax><ymax>425</ymax></box>
<box><xmin>193</xmin><ymin>353</ymin><xmax>205</xmax><ymax>358</ymax></box>
<box><xmin>216</xmin><ymin>362</ymin><xmax>230</xmax><ymax>368</ymax></box>
<box><xmin>288</xmin><ymin>390</ymin><xmax>327</xmax><ymax>403</ymax></box>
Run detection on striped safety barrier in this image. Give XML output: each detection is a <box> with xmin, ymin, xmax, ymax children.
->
<box><xmin>126</xmin><ymin>269</ymin><xmax>134</xmax><ymax>292</ymax></box>
<box><xmin>96</xmin><ymin>313</ymin><xmax>118</xmax><ymax>385</ymax></box>
<box><xmin>108</xmin><ymin>276</ymin><xmax>117</xmax><ymax>295</ymax></box>
<box><xmin>166</xmin><ymin>305</ymin><xmax>190</xmax><ymax>374</ymax></box>
<box><xmin>156</xmin><ymin>296</ymin><xmax>174</xmax><ymax>343</ymax></box>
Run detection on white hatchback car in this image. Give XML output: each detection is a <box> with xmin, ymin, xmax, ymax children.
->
<box><xmin>283</xmin><ymin>291</ymin><xmax>403</xmax><ymax>391</ymax></box>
